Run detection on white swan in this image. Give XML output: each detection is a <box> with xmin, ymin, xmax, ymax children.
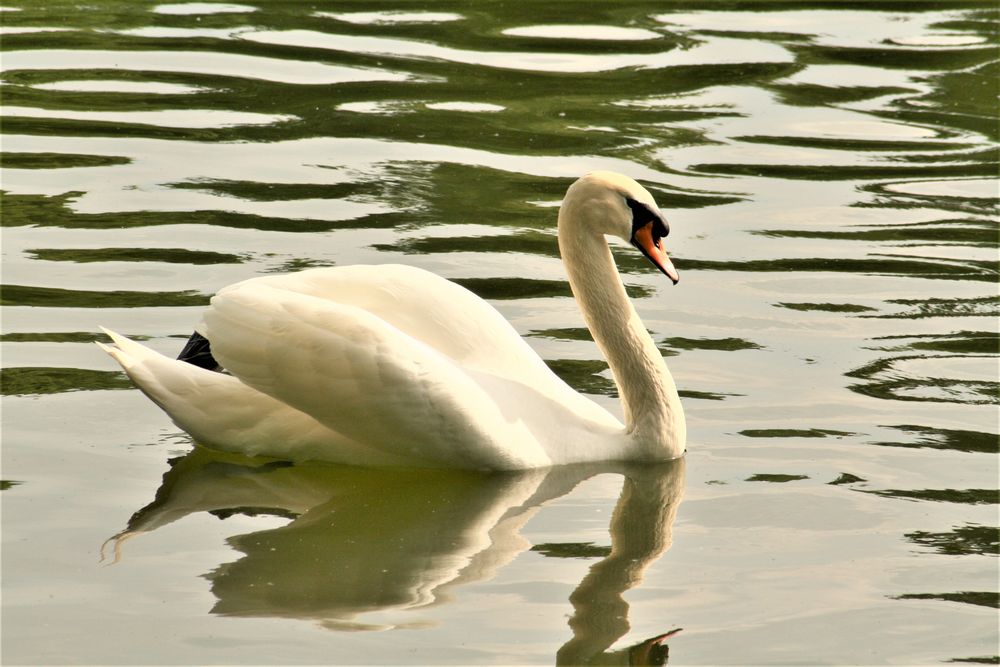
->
<box><xmin>99</xmin><ymin>171</ymin><xmax>685</xmax><ymax>469</ymax></box>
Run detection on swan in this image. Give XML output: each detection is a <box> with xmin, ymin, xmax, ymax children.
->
<box><xmin>99</xmin><ymin>171</ymin><xmax>685</xmax><ymax>469</ymax></box>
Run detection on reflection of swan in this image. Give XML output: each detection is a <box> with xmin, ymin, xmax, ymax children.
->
<box><xmin>99</xmin><ymin>171</ymin><xmax>685</xmax><ymax>468</ymax></box>
<box><xmin>106</xmin><ymin>449</ymin><xmax>685</xmax><ymax>660</ymax></box>
<box><xmin>556</xmin><ymin>463</ymin><xmax>685</xmax><ymax>665</ymax></box>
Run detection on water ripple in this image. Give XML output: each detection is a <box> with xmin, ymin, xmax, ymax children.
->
<box><xmin>1</xmin><ymin>49</ymin><xmax>414</xmax><ymax>85</ymax></box>
<box><xmin>241</xmin><ymin>30</ymin><xmax>793</xmax><ymax>73</ymax></box>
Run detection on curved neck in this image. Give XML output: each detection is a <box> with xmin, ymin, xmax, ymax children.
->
<box><xmin>558</xmin><ymin>207</ymin><xmax>685</xmax><ymax>458</ymax></box>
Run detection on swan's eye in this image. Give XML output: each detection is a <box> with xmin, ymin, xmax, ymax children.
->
<box><xmin>625</xmin><ymin>197</ymin><xmax>669</xmax><ymax>242</ymax></box>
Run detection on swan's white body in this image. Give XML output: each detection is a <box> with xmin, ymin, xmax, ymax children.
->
<box><xmin>100</xmin><ymin>172</ymin><xmax>685</xmax><ymax>469</ymax></box>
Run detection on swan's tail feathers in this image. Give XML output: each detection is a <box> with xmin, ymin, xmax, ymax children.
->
<box><xmin>97</xmin><ymin>327</ymin><xmax>239</xmax><ymax>414</ymax></box>
<box><xmin>95</xmin><ymin>327</ymin><xmax>384</xmax><ymax>464</ymax></box>
<box><xmin>97</xmin><ymin>327</ymin><xmax>183</xmax><ymax>410</ymax></box>
<box><xmin>98</xmin><ymin>327</ymin><xmax>240</xmax><ymax>411</ymax></box>
<box><xmin>96</xmin><ymin>327</ymin><xmax>259</xmax><ymax>445</ymax></box>
<box><xmin>97</xmin><ymin>327</ymin><xmax>152</xmax><ymax>371</ymax></box>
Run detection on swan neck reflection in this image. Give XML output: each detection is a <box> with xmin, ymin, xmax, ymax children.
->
<box><xmin>558</xmin><ymin>461</ymin><xmax>686</xmax><ymax>665</ymax></box>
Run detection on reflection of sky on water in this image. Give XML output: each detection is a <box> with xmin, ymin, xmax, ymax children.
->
<box><xmin>1</xmin><ymin>49</ymin><xmax>414</xmax><ymax>84</ymax></box>
<box><xmin>655</xmin><ymin>9</ymin><xmax>980</xmax><ymax>49</ymax></box>
<box><xmin>242</xmin><ymin>30</ymin><xmax>793</xmax><ymax>73</ymax></box>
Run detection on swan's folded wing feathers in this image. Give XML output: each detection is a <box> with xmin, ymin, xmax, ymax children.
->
<box><xmin>220</xmin><ymin>265</ymin><xmax>556</xmax><ymax>383</ymax></box>
<box><xmin>203</xmin><ymin>284</ymin><xmax>549</xmax><ymax>469</ymax></box>
<box><xmin>209</xmin><ymin>265</ymin><xmax>619</xmax><ymax>432</ymax></box>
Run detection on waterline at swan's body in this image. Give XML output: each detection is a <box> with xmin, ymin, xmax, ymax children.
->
<box><xmin>100</xmin><ymin>172</ymin><xmax>686</xmax><ymax>469</ymax></box>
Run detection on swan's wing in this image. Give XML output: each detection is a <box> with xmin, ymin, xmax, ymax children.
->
<box><xmin>216</xmin><ymin>265</ymin><xmax>528</xmax><ymax>374</ymax></box>
<box><xmin>202</xmin><ymin>283</ymin><xmax>551</xmax><ymax>469</ymax></box>
<box><xmin>210</xmin><ymin>265</ymin><xmax>620</xmax><ymax>429</ymax></box>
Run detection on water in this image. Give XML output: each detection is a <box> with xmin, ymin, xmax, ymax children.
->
<box><xmin>1</xmin><ymin>1</ymin><xmax>997</xmax><ymax>664</ymax></box>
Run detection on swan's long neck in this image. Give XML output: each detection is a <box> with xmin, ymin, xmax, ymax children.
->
<box><xmin>558</xmin><ymin>203</ymin><xmax>686</xmax><ymax>459</ymax></box>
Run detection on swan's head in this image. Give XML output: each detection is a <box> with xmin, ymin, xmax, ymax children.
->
<box><xmin>561</xmin><ymin>171</ymin><xmax>679</xmax><ymax>284</ymax></box>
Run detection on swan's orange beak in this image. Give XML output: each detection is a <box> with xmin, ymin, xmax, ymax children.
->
<box><xmin>633</xmin><ymin>221</ymin><xmax>679</xmax><ymax>284</ymax></box>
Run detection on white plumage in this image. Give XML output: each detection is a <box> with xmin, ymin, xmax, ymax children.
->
<box><xmin>100</xmin><ymin>171</ymin><xmax>686</xmax><ymax>469</ymax></box>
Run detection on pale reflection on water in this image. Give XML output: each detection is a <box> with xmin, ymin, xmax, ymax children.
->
<box><xmin>106</xmin><ymin>450</ymin><xmax>685</xmax><ymax>665</ymax></box>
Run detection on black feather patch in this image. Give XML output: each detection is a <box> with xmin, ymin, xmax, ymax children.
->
<box><xmin>177</xmin><ymin>331</ymin><xmax>222</xmax><ymax>372</ymax></box>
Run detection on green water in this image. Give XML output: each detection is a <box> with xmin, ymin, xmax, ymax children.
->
<box><xmin>1</xmin><ymin>1</ymin><xmax>997</xmax><ymax>664</ymax></box>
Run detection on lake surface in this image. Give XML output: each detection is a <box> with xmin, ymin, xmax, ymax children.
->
<box><xmin>2</xmin><ymin>1</ymin><xmax>998</xmax><ymax>664</ymax></box>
